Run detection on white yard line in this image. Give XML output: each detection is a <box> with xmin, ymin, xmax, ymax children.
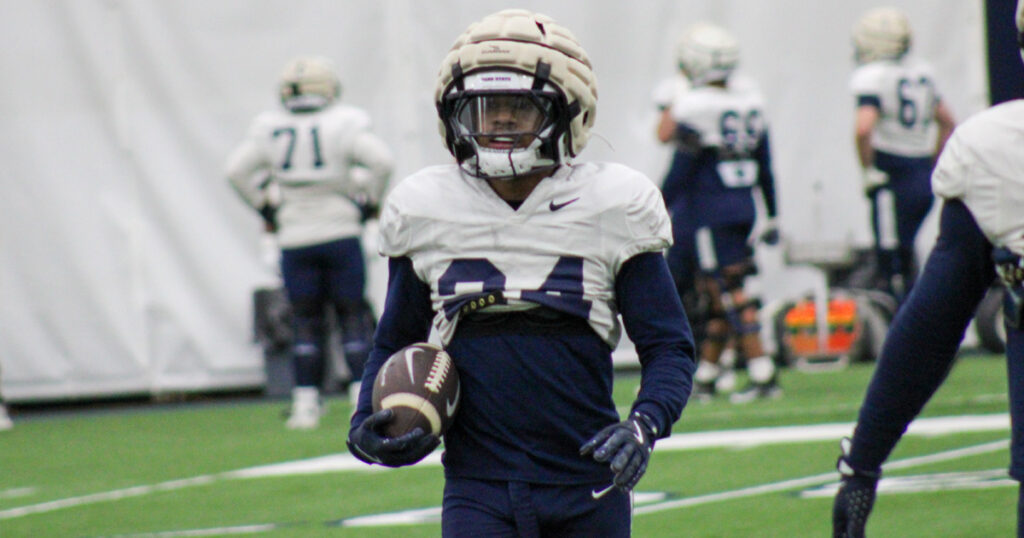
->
<box><xmin>800</xmin><ymin>469</ymin><xmax>1017</xmax><ymax>498</ymax></box>
<box><xmin>228</xmin><ymin>413</ymin><xmax>1009</xmax><ymax>480</ymax></box>
<box><xmin>102</xmin><ymin>523</ymin><xmax>278</xmax><ymax>537</ymax></box>
<box><xmin>656</xmin><ymin>413</ymin><xmax>1010</xmax><ymax>450</ymax></box>
<box><xmin>633</xmin><ymin>439</ymin><xmax>1010</xmax><ymax>516</ymax></box>
<box><xmin>0</xmin><ymin>413</ymin><xmax>1010</xmax><ymax>521</ymax></box>
<box><xmin>0</xmin><ymin>476</ymin><xmax>217</xmax><ymax>520</ymax></box>
<box><xmin>0</xmin><ymin>487</ymin><xmax>36</xmax><ymax>499</ymax></box>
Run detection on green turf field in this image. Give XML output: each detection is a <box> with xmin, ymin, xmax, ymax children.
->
<box><xmin>0</xmin><ymin>354</ymin><xmax>1015</xmax><ymax>537</ymax></box>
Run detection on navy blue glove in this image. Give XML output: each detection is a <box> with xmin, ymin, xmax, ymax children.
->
<box><xmin>347</xmin><ymin>409</ymin><xmax>440</xmax><ymax>467</ymax></box>
<box><xmin>257</xmin><ymin>203</ymin><xmax>278</xmax><ymax>233</ymax></box>
<box><xmin>832</xmin><ymin>437</ymin><xmax>881</xmax><ymax>538</ymax></box>
<box><xmin>580</xmin><ymin>411</ymin><xmax>657</xmax><ymax>492</ymax></box>
<box><xmin>760</xmin><ymin>218</ymin><xmax>780</xmax><ymax>246</ymax></box>
<box><xmin>358</xmin><ymin>202</ymin><xmax>380</xmax><ymax>223</ymax></box>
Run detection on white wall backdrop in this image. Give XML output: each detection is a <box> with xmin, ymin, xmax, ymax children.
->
<box><xmin>0</xmin><ymin>0</ymin><xmax>988</xmax><ymax>401</ymax></box>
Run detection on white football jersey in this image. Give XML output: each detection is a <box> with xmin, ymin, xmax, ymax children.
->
<box><xmin>378</xmin><ymin>162</ymin><xmax>672</xmax><ymax>347</ymax></box>
<box><xmin>850</xmin><ymin>58</ymin><xmax>943</xmax><ymax>157</ymax></box>
<box><xmin>225</xmin><ymin>103</ymin><xmax>392</xmax><ymax>248</ymax></box>
<box><xmin>668</xmin><ymin>76</ymin><xmax>768</xmax><ymax>151</ymax></box>
<box><xmin>932</xmin><ymin>100</ymin><xmax>1024</xmax><ymax>256</ymax></box>
<box><xmin>651</xmin><ymin>74</ymin><xmax>690</xmax><ymax>111</ymax></box>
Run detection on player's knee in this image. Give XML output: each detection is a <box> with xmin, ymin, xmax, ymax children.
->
<box><xmin>334</xmin><ymin>298</ymin><xmax>376</xmax><ymax>342</ymax></box>
<box><xmin>290</xmin><ymin>297</ymin><xmax>324</xmax><ymax>320</ymax></box>
<box><xmin>705</xmin><ymin>315</ymin><xmax>729</xmax><ymax>335</ymax></box>
<box><xmin>738</xmin><ymin>299</ymin><xmax>762</xmax><ymax>325</ymax></box>
<box><xmin>721</xmin><ymin>260</ymin><xmax>756</xmax><ymax>292</ymax></box>
<box><xmin>332</xmin><ymin>297</ymin><xmax>361</xmax><ymax>316</ymax></box>
<box><xmin>290</xmin><ymin>302</ymin><xmax>326</xmax><ymax>348</ymax></box>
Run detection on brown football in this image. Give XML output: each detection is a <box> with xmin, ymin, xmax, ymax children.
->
<box><xmin>371</xmin><ymin>343</ymin><xmax>460</xmax><ymax>438</ymax></box>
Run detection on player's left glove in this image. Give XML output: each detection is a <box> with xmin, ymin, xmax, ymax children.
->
<box><xmin>580</xmin><ymin>411</ymin><xmax>657</xmax><ymax>491</ymax></box>
<box><xmin>347</xmin><ymin>192</ymin><xmax>380</xmax><ymax>223</ymax></box>
<box><xmin>759</xmin><ymin>217</ymin><xmax>780</xmax><ymax>246</ymax></box>
<box><xmin>358</xmin><ymin>202</ymin><xmax>380</xmax><ymax>223</ymax></box>
<box><xmin>832</xmin><ymin>437</ymin><xmax>881</xmax><ymax>538</ymax></box>
<box><xmin>258</xmin><ymin>203</ymin><xmax>278</xmax><ymax>233</ymax></box>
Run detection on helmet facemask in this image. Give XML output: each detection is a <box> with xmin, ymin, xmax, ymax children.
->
<box><xmin>440</xmin><ymin>69</ymin><xmax>572</xmax><ymax>180</ymax></box>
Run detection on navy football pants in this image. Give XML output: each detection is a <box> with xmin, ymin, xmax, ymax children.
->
<box><xmin>280</xmin><ymin>236</ymin><xmax>373</xmax><ymax>385</ymax></box>
<box><xmin>442</xmin><ymin>477</ymin><xmax>631</xmax><ymax>537</ymax></box>
<box><xmin>851</xmin><ymin>199</ymin><xmax>1024</xmax><ymax>532</ymax></box>
<box><xmin>870</xmin><ymin>152</ymin><xmax>935</xmax><ymax>298</ymax></box>
<box><xmin>851</xmin><ymin>200</ymin><xmax>996</xmax><ymax>470</ymax></box>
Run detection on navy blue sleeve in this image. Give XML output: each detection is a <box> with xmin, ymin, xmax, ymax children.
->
<box><xmin>849</xmin><ymin>200</ymin><xmax>995</xmax><ymax>472</ymax></box>
<box><xmin>350</xmin><ymin>256</ymin><xmax>434</xmax><ymax>429</ymax></box>
<box><xmin>661</xmin><ymin>140</ymin><xmax>699</xmax><ymax>212</ymax></box>
<box><xmin>755</xmin><ymin>132</ymin><xmax>778</xmax><ymax>218</ymax></box>
<box><xmin>857</xmin><ymin>95</ymin><xmax>882</xmax><ymax>109</ymax></box>
<box><xmin>615</xmin><ymin>251</ymin><xmax>697</xmax><ymax>438</ymax></box>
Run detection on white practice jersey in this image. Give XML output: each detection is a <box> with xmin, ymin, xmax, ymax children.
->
<box><xmin>378</xmin><ymin>162</ymin><xmax>672</xmax><ymax>347</ymax></box>
<box><xmin>932</xmin><ymin>100</ymin><xmax>1024</xmax><ymax>256</ymax></box>
<box><xmin>668</xmin><ymin>75</ymin><xmax>768</xmax><ymax>152</ymax></box>
<box><xmin>225</xmin><ymin>103</ymin><xmax>392</xmax><ymax>248</ymax></box>
<box><xmin>850</xmin><ymin>57</ymin><xmax>943</xmax><ymax>157</ymax></box>
<box><xmin>651</xmin><ymin>74</ymin><xmax>691</xmax><ymax>111</ymax></box>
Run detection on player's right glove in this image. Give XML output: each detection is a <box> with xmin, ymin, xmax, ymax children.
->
<box><xmin>758</xmin><ymin>217</ymin><xmax>780</xmax><ymax>246</ymax></box>
<box><xmin>832</xmin><ymin>437</ymin><xmax>881</xmax><ymax>538</ymax></box>
<box><xmin>257</xmin><ymin>203</ymin><xmax>278</xmax><ymax>233</ymax></box>
<box><xmin>861</xmin><ymin>166</ymin><xmax>889</xmax><ymax>196</ymax></box>
<box><xmin>580</xmin><ymin>411</ymin><xmax>657</xmax><ymax>492</ymax></box>
<box><xmin>346</xmin><ymin>409</ymin><xmax>440</xmax><ymax>467</ymax></box>
<box><xmin>357</xmin><ymin>202</ymin><xmax>380</xmax><ymax>223</ymax></box>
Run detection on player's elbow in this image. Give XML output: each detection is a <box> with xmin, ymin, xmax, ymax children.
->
<box><xmin>934</xmin><ymin>101</ymin><xmax>955</xmax><ymax>127</ymax></box>
<box><xmin>853</xmin><ymin>106</ymin><xmax>878</xmax><ymax>139</ymax></box>
<box><xmin>656</xmin><ymin>126</ymin><xmax>675</xmax><ymax>144</ymax></box>
<box><xmin>656</xmin><ymin>111</ymin><xmax>676</xmax><ymax>143</ymax></box>
<box><xmin>854</xmin><ymin>123</ymin><xmax>874</xmax><ymax>142</ymax></box>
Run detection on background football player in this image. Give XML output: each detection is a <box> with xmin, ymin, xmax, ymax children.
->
<box><xmin>833</xmin><ymin>2</ymin><xmax>1024</xmax><ymax>536</ymax></box>
<box><xmin>346</xmin><ymin>9</ymin><xmax>696</xmax><ymax>536</ymax></box>
<box><xmin>850</xmin><ymin>6</ymin><xmax>956</xmax><ymax>303</ymax></box>
<box><xmin>226</xmin><ymin>56</ymin><xmax>393</xmax><ymax>429</ymax></box>
<box><xmin>656</xmin><ymin>22</ymin><xmax>781</xmax><ymax>403</ymax></box>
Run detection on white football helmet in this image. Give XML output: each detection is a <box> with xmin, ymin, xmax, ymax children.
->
<box><xmin>675</xmin><ymin>22</ymin><xmax>740</xmax><ymax>87</ymax></box>
<box><xmin>279</xmin><ymin>56</ymin><xmax>341</xmax><ymax>112</ymax></box>
<box><xmin>852</xmin><ymin>7</ymin><xmax>911</xmax><ymax>64</ymax></box>
<box><xmin>435</xmin><ymin>9</ymin><xmax>598</xmax><ymax>180</ymax></box>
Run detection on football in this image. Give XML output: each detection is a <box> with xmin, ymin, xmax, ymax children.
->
<box><xmin>371</xmin><ymin>342</ymin><xmax>460</xmax><ymax>438</ymax></box>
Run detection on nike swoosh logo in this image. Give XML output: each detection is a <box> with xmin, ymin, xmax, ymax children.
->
<box><xmin>549</xmin><ymin>197</ymin><xmax>580</xmax><ymax>211</ymax></box>
<box><xmin>633</xmin><ymin>422</ymin><xmax>645</xmax><ymax>445</ymax></box>
<box><xmin>446</xmin><ymin>382</ymin><xmax>460</xmax><ymax>417</ymax></box>
<box><xmin>592</xmin><ymin>484</ymin><xmax>615</xmax><ymax>499</ymax></box>
<box><xmin>353</xmin><ymin>444</ymin><xmax>382</xmax><ymax>464</ymax></box>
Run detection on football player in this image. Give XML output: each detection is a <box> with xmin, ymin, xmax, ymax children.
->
<box><xmin>347</xmin><ymin>9</ymin><xmax>695</xmax><ymax>536</ymax></box>
<box><xmin>226</xmin><ymin>56</ymin><xmax>393</xmax><ymax>430</ymax></box>
<box><xmin>656</xmin><ymin>22</ymin><xmax>781</xmax><ymax>403</ymax></box>
<box><xmin>833</xmin><ymin>3</ymin><xmax>1024</xmax><ymax>536</ymax></box>
<box><xmin>850</xmin><ymin>7</ymin><xmax>956</xmax><ymax>303</ymax></box>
